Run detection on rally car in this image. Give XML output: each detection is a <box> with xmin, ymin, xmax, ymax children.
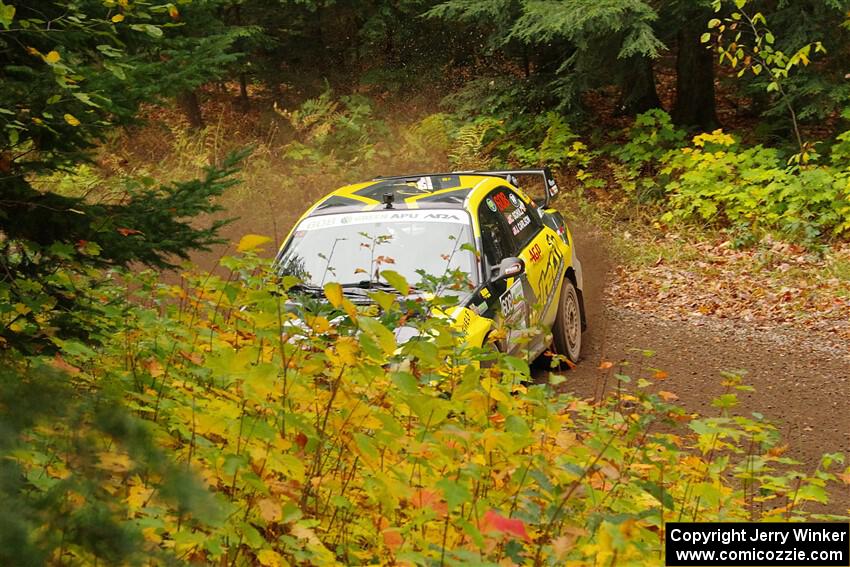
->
<box><xmin>274</xmin><ymin>169</ymin><xmax>586</xmax><ymax>363</ymax></box>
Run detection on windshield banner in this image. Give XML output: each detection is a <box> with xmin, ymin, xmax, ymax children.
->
<box><xmin>299</xmin><ymin>210</ymin><xmax>468</xmax><ymax>231</ymax></box>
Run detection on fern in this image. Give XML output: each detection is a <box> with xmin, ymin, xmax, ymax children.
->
<box><xmin>403</xmin><ymin>113</ymin><xmax>453</xmax><ymax>157</ymax></box>
<box><xmin>275</xmin><ymin>90</ymin><xmax>342</xmax><ymax>145</ymax></box>
<box><xmin>448</xmin><ymin>118</ymin><xmax>501</xmax><ymax>169</ymax></box>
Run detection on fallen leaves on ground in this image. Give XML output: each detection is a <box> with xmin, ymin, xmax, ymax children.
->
<box><xmin>609</xmin><ymin>236</ymin><xmax>850</xmax><ymax>353</ymax></box>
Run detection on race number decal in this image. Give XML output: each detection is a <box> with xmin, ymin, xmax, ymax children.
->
<box><xmin>499</xmin><ymin>280</ymin><xmax>524</xmax><ymax>315</ymax></box>
<box><xmin>493</xmin><ymin>192</ymin><xmax>511</xmax><ymax>211</ymax></box>
<box><xmin>499</xmin><ymin>279</ymin><xmax>528</xmax><ymax>348</ymax></box>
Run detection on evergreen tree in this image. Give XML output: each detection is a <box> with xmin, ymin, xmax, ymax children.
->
<box><xmin>428</xmin><ymin>0</ymin><xmax>666</xmax><ymax>113</ymax></box>
<box><xmin>0</xmin><ymin>3</ymin><xmax>248</xmax><ymax>561</ymax></box>
<box><xmin>1</xmin><ymin>1</ymin><xmax>245</xmax><ymax>350</ymax></box>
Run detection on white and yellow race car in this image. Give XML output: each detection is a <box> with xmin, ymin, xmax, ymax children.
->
<box><xmin>275</xmin><ymin>169</ymin><xmax>586</xmax><ymax>363</ymax></box>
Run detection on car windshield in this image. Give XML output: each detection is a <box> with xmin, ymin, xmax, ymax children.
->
<box><xmin>277</xmin><ymin>210</ymin><xmax>478</xmax><ymax>293</ymax></box>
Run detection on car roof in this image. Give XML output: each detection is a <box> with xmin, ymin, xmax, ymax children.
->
<box><xmin>306</xmin><ymin>174</ymin><xmax>510</xmax><ymax>217</ymax></box>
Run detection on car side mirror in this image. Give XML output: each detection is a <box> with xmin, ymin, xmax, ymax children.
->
<box><xmin>492</xmin><ymin>257</ymin><xmax>524</xmax><ymax>282</ymax></box>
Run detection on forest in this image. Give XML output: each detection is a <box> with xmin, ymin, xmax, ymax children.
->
<box><xmin>1</xmin><ymin>0</ymin><xmax>849</xmax><ymax>565</ymax></box>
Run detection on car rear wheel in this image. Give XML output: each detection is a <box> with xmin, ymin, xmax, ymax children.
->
<box><xmin>553</xmin><ymin>277</ymin><xmax>582</xmax><ymax>363</ymax></box>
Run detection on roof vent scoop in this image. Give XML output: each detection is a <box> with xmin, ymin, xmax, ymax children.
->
<box><xmin>383</xmin><ymin>193</ymin><xmax>395</xmax><ymax>209</ymax></box>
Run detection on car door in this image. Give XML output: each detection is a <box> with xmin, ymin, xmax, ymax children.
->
<box><xmin>483</xmin><ymin>186</ymin><xmax>567</xmax><ymax>357</ymax></box>
<box><xmin>498</xmin><ymin>187</ymin><xmax>565</xmax><ymax>332</ymax></box>
<box><xmin>478</xmin><ymin>187</ymin><xmax>543</xmax><ymax>355</ymax></box>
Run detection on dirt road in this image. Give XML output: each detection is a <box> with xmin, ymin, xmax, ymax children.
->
<box><xmin>562</xmin><ymin>224</ymin><xmax>850</xmax><ymax>513</ymax></box>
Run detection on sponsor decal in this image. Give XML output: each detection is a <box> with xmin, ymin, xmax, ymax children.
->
<box><xmin>508</xmin><ymin>193</ymin><xmax>520</xmax><ymax>208</ymax></box>
<box><xmin>499</xmin><ymin>279</ymin><xmax>529</xmax><ymax>350</ymax></box>
<box><xmin>511</xmin><ymin>215</ymin><xmax>531</xmax><ymax>235</ymax></box>
<box><xmin>505</xmin><ymin>207</ymin><xmax>527</xmax><ymax>224</ymax></box>
<box><xmin>528</xmin><ymin>243</ymin><xmax>542</xmax><ymax>263</ymax></box>
<box><xmin>299</xmin><ymin>210</ymin><xmax>467</xmax><ymax>230</ymax></box>
<box><xmin>422</xmin><ymin>213</ymin><xmax>463</xmax><ymax>220</ymax></box>
<box><xmin>535</xmin><ymin>233</ymin><xmax>565</xmax><ymax>317</ymax></box>
<box><xmin>460</xmin><ymin>310</ymin><xmax>472</xmax><ymax>332</ymax></box>
<box><xmin>486</xmin><ymin>198</ymin><xmax>497</xmax><ymax>212</ymax></box>
<box><xmin>493</xmin><ymin>192</ymin><xmax>511</xmax><ymax>211</ymax></box>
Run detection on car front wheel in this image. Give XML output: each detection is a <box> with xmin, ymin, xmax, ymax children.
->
<box><xmin>553</xmin><ymin>277</ymin><xmax>582</xmax><ymax>363</ymax></box>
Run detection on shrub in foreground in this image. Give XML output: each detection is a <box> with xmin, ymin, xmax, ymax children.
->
<box><xmin>3</xmin><ymin>249</ymin><xmax>847</xmax><ymax>565</ymax></box>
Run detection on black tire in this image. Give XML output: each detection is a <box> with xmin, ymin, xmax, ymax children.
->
<box><xmin>479</xmin><ymin>332</ymin><xmax>502</xmax><ymax>369</ymax></box>
<box><xmin>552</xmin><ymin>277</ymin><xmax>582</xmax><ymax>363</ymax></box>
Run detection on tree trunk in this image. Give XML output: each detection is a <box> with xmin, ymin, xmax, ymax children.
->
<box><xmin>238</xmin><ymin>72</ymin><xmax>249</xmax><ymax>112</ymax></box>
<box><xmin>235</xmin><ymin>4</ymin><xmax>249</xmax><ymax>112</ymax></box>
<box><xmin>672</xmin><ymin>18</ymin><xmax>719</xmax><ymax>130</ymax></box>
<box><xmin>522</xmin><ymin>45</ymin><xmax>530</xmax><ymax>79</ymax></box>
<box><xmin>177</xmin><ymin>90</ymin><xmax>204</xmax><ymax>130</ymax></box>
<box><xmin>619</xmin><ymin>57</ymin><xmax>661</xmax><ymax>115</ymax></box>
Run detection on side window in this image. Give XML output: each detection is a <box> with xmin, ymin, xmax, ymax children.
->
<box><xmin>488</xmin><ymin>187</ymin><xmax>541</xmax><ymax>249</ymax></box>
<box><xmin>478</xmin><ymin>199</ymin><xmax>514</xmax><ymax>270</ymax></box>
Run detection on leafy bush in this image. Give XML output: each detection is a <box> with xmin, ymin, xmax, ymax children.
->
<box><xmin>438</xmin><ymin>109</ymin><xmax>601</xmax><ymax>192</ymax></box>
<box><xmin>609</xmin><ymin>110</ymin><xmax>687</xmax><ymax>203</ymax></box>
<box><xmin>401</xmin><ymin>113</ymin><xmax>455</xmax><ymax>162</ymax></box>
<box><xmin>660</xmin><ymin>131</ymin><xmax>850</xmax><ymax>241</ymax></box>
<box><xmin>4</xmin><ymin>247</ymin><xmax>846</xmax><ymax>565</ymax></box>
<box><xmin>440</xmin><ymin>77</ymin><xmax>556</xmax><ymax>125</ymax></box>
<box><xmin>606</xmin><ymin>111</ymin><xmax>850</xmax><ymax>241</ymax></box>
<box><xmin>500</xmin><ymin>112</ymin><xmax>581</xmax><ymax>169</ymax></box>
<box><xmin>611</xmin><ymin>110</ymin><xmax>686</xmax><ymax>174</ymax></box>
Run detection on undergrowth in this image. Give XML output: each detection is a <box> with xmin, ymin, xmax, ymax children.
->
<box><xmin>10</xmin><ymin>90</ymin><xmax>850</xmax><ymax>565</ymax></box>
<box><xmin>93</xmin><ymin>85</ymin><xmax>850</xmax><ymax>254</ymax></box>
<box><xmin>4</xmin><ymin>246</ymin><xmax>847</xmax><ymax>565</ymax></box>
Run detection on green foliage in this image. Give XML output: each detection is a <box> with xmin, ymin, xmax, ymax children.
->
<box><xmin>0</xmin><ymin>1</ymin><xmax>248</xmax><ymax>350</ymax></box>
<box><xmin>612</xmin><ymin>109</ymin><xmax>686</xmax><ymax>171</ymax></box>
<box><xmin>659</xmin><ymin>131</ymin><xmax>850</xmax><ymax>240</ymax></box>
<box><xmin>707</xmin><ymin>0</ymin><xmax>850</xmax><ymax>129</ymax></box>
<box><xmin>3</xmin><ymin>254</ymin><xmax>844</xmax><ymax>564</ymax></box>
<box><xmin>277</xmin><ymin>91</ymin><xmax>390</xmax><ymax>169</ymax></box>
<box><xmin>500</xmin><ymin>112</ymin><xmax>579</xmax><ymax>167</ymax></box>
<box><xmin>610</xmin><ymin>109</ymin><xmax>687</xmax><ymax>201</ymax></box>
<box><xmin>447</xmin><ymin>117</ymin><xmax>501</xmax><ymax>169</ymax></box>
<box><xmin>0</xmin><ymin>1</ymin><xmax>243</xmax><ymax>164</ymax></box>
<box><xmin>438</xmin><ymin>86</ymin><xmax>601</xmax><ymax>179</ymax></box>
<box><xmin>607</xmin><ymin>110</ymin><xmax>850</xmax><ymax>241</ymax></box>
<box><xmin>0</xmin><ymin>260</ymin><xmax>219</xmax><ymax>564</ymax></box>
<box><xmin>706</xmin><ymin>0</ymin><xmax>829</xmax><ymax>154</ymax></box>
<box><xmin>274</xmin><ymin>91</ymin><xmax>598</xmax><ymax>177</ymax></box>
<box><xmin>0</xmin><ymin>152</ymin><xmax>244</xmax><ymax>351</ymax></box>
<box><xmin>829</xmin><ymin>108</ymin><xmax>850</xmax><ymax>166</ymax></box>
<box><xmin>400</xmin><ymin>113</ymin><xmax>455</xmax><ymax>162</ymax></box>
<box><xmin>428</xmin><ymin>0</ymin><xmax>664</xmax><ymax>110</ymax></box>
<box><xmin>509</xmin><ymin>0</ymin><xmax>664</xmax><ymax>60</ymax></box>
<box><xmin>442</xmin><ymin>76</ymin><xmax>558</xmax><ymax>120</ymax></box>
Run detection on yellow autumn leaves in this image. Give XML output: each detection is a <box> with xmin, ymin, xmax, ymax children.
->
<box><xmin>15</xmin><ymin>251</ymin><xmax>841</xmax><ymax>566</ymax></box>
